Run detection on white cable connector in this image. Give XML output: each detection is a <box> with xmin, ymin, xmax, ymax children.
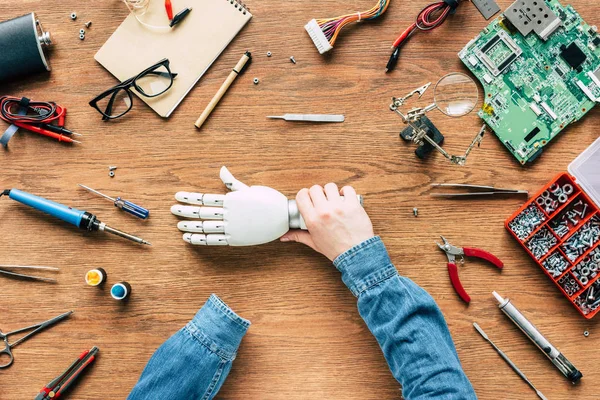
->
<box><xmin>304</xmin><ymin>19</ymin><xmax>333</xmax><ymax>54</ymax></box>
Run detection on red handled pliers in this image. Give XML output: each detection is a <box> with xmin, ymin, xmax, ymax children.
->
<box><xmin>436</xmin><ymin>236</ymin><xmax>503</xmax><ymax>303</ymax></box>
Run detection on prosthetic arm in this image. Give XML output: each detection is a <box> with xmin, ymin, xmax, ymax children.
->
<box><xmin>171</xmin><ymin>167</ymin><xmax>362</xmax><ymax>246</ymax></box>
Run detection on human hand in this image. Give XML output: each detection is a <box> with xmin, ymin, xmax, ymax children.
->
<box><xmin>280</xmin><ymin>184</ymin><xmax>374</xmax><ymax>261</ymax></box>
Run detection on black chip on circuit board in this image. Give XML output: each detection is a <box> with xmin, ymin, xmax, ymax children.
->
<box><xmin>560</xmin><ymin>43</ymin><xmax>587</xmax><ymax>70</ymax></box>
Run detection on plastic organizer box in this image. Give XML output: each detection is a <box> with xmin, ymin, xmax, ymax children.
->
<box><xmin>506</xmin><ymin>137</ymin><xmax>600</xmax><ymax>319</ymax></box>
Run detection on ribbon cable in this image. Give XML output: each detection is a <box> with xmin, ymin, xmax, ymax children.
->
<box><xmin>1</xmin><ymin>97</ymin><xmax>30</xmax><ymax>147</ymax></box>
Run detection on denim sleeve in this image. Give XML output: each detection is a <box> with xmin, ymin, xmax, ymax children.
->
<box><xmin>334</xmin><ymin>237</ymin><xmax>476</xmax><ymax>400</ymax></box>
<box><xmin>128</xmin><ymin>294</ymin><xmax>250</xmax><ymax>400</ymax></box>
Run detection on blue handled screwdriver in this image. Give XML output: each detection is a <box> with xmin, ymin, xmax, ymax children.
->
<box><xmin>1</xmin><ymin>189</ymin><xmax>151</xmax><ymax>245</ymax></box>
<box><xmin>78</xmin><ymin>184</ymin><xmax>150</xmax><ymax>219</ymax></box>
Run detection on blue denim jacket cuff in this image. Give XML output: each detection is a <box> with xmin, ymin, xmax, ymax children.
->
<box><xmin>185</xmin><ymin>294</ymin><xmax>251</xmax><ymax>361</ymax></box>
<box><xmin>333</xmin><ymin>236</ymin><xmax>397</xmax><ymax>297</ymax></box>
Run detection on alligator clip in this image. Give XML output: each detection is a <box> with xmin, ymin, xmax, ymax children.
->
<box><xmin>436</xmin><ymin>235</ymin><xmax>504</xmax><ymax>303</ymax></box>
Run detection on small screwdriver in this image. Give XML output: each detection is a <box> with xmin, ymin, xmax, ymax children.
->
<box><xmin>78</xmin><ymin>184</ymin><xmax>150</xmax><ymax>220</ymax></box>
<box><xmin>1</xmin><ymin>189</ymin><xmax>151</xmax><ymax>245</ymax></box>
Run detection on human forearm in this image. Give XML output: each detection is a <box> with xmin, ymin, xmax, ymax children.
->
<box><xmin>334</xmin><ymin>237</ymin><xmax>476</xmax><ymax>400</ymax></box>
<box><xmin>128</xmin><ymin>294</ymin><xmax>249</xmax><ymax>400</ymax></box>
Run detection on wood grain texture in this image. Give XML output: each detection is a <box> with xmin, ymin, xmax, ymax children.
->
<box><xmin>0</xmin><ymin>0</ymin><xmax>599</xmax><ymax>398</ymax></box>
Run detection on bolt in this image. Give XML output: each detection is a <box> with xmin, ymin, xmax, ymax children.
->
<box><xmin>85</xmin><ymin>21</ymin><xmax>92</xmax><ymax>28</ymax></box>
<box><xmin>413</xmin><ymin>207</ymin><xmax>418</xmax><ymax>217</ymax></box>
<box><xmin>290</xmin><ymin>56</ymin><xmax>296</xmax><ymax>64</ymax></box>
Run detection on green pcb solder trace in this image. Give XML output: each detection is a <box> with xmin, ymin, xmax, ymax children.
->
<box><xmin>459</xmin><ymin>0</ymin><xmax>600</xmax><ymax>164</ymax></box>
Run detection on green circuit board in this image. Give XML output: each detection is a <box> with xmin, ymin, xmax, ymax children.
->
<box><xmin>459</xmin><ymin>0</ymin><xmax>600</xmax><ymax>164</ymax></box>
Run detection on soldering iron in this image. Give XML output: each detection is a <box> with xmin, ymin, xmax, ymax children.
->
<box><xmin>1</xmin><ymin>189</ymin><xmax>151</xmax><ymax>245</ymax></box>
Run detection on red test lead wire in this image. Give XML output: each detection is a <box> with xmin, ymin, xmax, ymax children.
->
<box><xmin>165</xmin><ymin>0</ymin><xmax>174</xmax><ymax>20</ymax></box>
<box><xmin>386</xmin><ymin>0</ymin><xmax>460</xmax><ymax>73</ymax></box>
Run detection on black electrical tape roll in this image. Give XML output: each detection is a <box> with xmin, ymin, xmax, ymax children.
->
<box><xmin>443</xmin><ymin>0</ymin><xmax>460</xmax><ymax>13</ymax></box>
<box><xmin>0</xmin><ymin>13</ymin><xmax>50</xmax><ymax>83</ymax></box>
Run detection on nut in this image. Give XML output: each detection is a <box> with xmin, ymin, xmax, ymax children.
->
<box><xmin>413</xmin><ymin>207</ymin><xmax>418</xmax><ymax>217</ymax></box>
<box><xmin>109</xmin><ymin>170</ymin><xmax>115</xmax><ymax>178</ymax></box>
<box><xmin>80</xmin><ymin>29</ymin><xmax>85</xmax><ymax>34</ymax></box>
<box><xmin>70</xmin><ymin>12</ymin><xmax>77</xmax><ymax>20</ymax></box>
<box><xmin>253</xmin><ymin>78</ymin><xmax>259</xmax><ymax>84</ymax></box>
<box><xmin>266</xmin><ymin>51</ymin><xmax>272</xmax><ymax>57</ymax></box>
<box><xmin>584</xmin><ymin>330</ymin><xmax>590</xmax><ymax>337</ymax></box>
<box><xmin>79</xmin><ymin>33</ymin><xmax>85</xmax><ymax>40</ymax></box>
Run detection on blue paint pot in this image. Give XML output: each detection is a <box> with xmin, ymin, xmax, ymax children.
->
<box><xmin>111</xmin><ymin>282</ymin><xmax>131</xmax><ymax>300</ymax></box>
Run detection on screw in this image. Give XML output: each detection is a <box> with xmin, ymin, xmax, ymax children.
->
<box><xmin>70</xmin><ymin>12</ymin><xmax>77</xmax><ymax>20</ymax></box>
<box><xmin>290</xmin><ymin>56</ymin><xmax>296</xmax><ymax>64</ymax></box>
<box><xmin>413</xmin><ymin>207</ymin><xmax>418</xmax><ymax>217</ymax></box>
<box><xmin>253</xmin><ymin>78</ymin><xmax>259</xmax><ymax>84</ymax></box>
<box><xmin>85</xmin><ymin>21</ymin><xmax>92</xmax><ymax>28</ymax></box>
<box><xmin>266</xmin><ymin>51</ymin><xmax>272</xmax><ymax>57</ymax></box>
<box><xmin>109</xmin><ymin>166</ymin><xmax>117</xmax><ymax>171</ymax></box>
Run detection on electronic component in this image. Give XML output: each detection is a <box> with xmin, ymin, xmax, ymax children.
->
<box><xmin>471</xmin><ymin>0</ymin><xmax>500</xmax><ymax>20</ymax></box>
<box><xmin>305</xmin><ymin>0</ymin><xmax>390</xmax><ymax>54</ymax></box>
<box><xmin>477</xmin><ymin>30</ymin><xmax>522</xmax><ymax>76</ymax></box>
<box><xmin>504</xmin><ymin>0</ymin><xmax>561</xmax><ymax>40</ymax></box>
<box><xmin>459</xmin><ymin>0</ymin><xmax>600</xmax><ymax>164</ymax></box>
<box><xmin>561</xmin><ymin>42</ymin><xmax>587</xmax><ymax>70</ymax></box>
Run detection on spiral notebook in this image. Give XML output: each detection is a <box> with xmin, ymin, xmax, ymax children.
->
<box><xmin>95</xmin><ymin>0</ymin><xmax>252</xmax><ymax>118</ymax></box>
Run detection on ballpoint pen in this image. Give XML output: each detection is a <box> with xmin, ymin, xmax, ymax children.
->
<box><xmin>195</xmin><ymin>51</ymin><xmax>252</xmax><ymax>129</ymax></box>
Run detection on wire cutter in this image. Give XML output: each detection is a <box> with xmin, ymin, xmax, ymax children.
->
<box><xmin>0</xmin><ymin>311</ymin><xmax>73</xmax><ymax>368</ymax></box>
<box><xmin>437</xmin><ymin>236</ymin><xmax>503</xmax><ymax>303</ymax></box>
<box><xmin>36</xmin><ymin>346</ymin><xmax>99</xmax><ymax>400</ymax></box>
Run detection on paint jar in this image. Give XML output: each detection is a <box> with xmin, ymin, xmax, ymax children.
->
<box><xmin>111</xmin><ymin>282</ymin><xmax>132</xmax><ymax>300</ymax></box>
<box><xmin>85</xmin><ymin>268</ymin><xmax>107</xmax><ymax>286</ymax></box>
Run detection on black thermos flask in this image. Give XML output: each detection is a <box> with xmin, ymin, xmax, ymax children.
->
<box><xmin>0</xmin><ymin>13</ymin><xmax>52</xmax><ymax>83</ymax></box>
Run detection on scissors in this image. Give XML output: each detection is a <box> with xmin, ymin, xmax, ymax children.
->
<box><xmin>0</xmin><ymin>311</ymin><xmax>73</xmax><ymax>368</ymax></box>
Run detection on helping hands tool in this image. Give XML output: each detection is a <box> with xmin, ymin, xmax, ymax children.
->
<box><xmin>36</xmin><ymin>346</ymin><xmax>99</xmax><ymax>400</ymax></box>
<box><xmin>436</xmin><ymin>236</ymin><xmax>503</xmax><ymax>303</ymax></box>
<box><xmin>430</xmin><ymin>184</ymin><xmax>529</xmax><ymax>197</ymax></box>
<box><xmin>267</xmin><ymin>114</ymin><xmax>345</xmax><ymax>122</ymax></box>
<box><xmin>0</xmin><ymin>311</ymin><xmax>73</xmax><ymax>368</ymax></box>
<box><xmin>0</xmin><ymin>265</ymin><xmax>59</xmax><ymax>283</ymax></box>
<box><xmin>493</xmin><ymin>291</ymin><xmax>583</xmax><ymax>383</ymax></box>
<box><xmin>0</xmin><ymin>189</ymin><xmax>151</xmax><ymax>245</ymax></box>
<box><xmin>473</xmin><ymin>323</ymin><xmax>547</xmax><ymax>400</ymax></box>
<box><xmin>78</xmin><ymin>184</ymin><xmax>150</xmax><ymax>220</ymax></box>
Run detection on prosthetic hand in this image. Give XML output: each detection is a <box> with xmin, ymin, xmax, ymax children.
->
<box><xmin>171</xmin><ymin>167</ymin><xmax>333</xmax><ymax>246</ymax></box>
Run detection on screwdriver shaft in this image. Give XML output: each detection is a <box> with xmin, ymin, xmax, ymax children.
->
<box><xmin>79</xmin><ymin>184</ymin><xmax>116</xmax><ymax>202</ymax></box>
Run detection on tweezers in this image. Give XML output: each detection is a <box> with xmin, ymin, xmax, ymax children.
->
<box><xmin>430</xmin><ymin>184</ymin><xmax>528</xmax><ymax>197</ymax></box>
<box><xmin>0</xmin><ymin>265</ymin><xmax>59</xmax><ymax>283</ymax></box>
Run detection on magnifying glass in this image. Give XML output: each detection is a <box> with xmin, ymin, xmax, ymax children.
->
<box><xmin>416</xmin><ymin>72</ymin><xmax>479</xmax><ymax>118</ymax></box>
<box><xmin>433</xmin><ymin>72</ymin><xmax>479</xmax><ymax>117</ymax></box>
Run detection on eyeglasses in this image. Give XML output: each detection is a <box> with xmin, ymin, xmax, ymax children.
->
<box><xmin>90</xmin><ymin>59</ymin><xmax>177</xmax><ymax>120</ymax></box>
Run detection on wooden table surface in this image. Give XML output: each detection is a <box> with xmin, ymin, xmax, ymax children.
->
<box><xmin>1</xmin><ymin>0</ymin><xmax>599</xmax><ymax>398</ymax></box>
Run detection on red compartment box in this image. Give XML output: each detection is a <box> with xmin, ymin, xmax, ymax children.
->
<box><xmin>505</xmin><ymin>138</ymin><xmax>600</xmax><ymax>319</ymax></box>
